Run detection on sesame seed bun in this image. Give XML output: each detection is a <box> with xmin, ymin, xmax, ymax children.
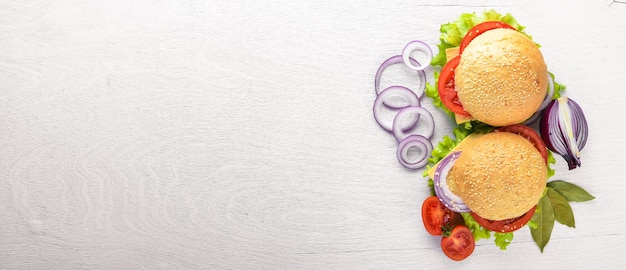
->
<box><xmin>447</xmin><ymin>132</ymin><xmax>547</xmax><ymax>220</ymax></box>
<box><xmin>455</xmin><ymin>28</ymin><xmax>548</xmax><ymax>127</ymax></box>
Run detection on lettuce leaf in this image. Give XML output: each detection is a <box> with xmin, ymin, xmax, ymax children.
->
<box><xmin>547</xmin><ymin>150</ymin><xmax>557</xmax><ymax>179</ymax></box>
<box><xmin>432</xmin><ymin>10</ymin><xmax>528</xmax><ymax>67</ymax></box>
<box><xmin>549</xmin><ymin>72</ymin><xmax>567</xmax><ymax>99</ymax></box>
<box><xmin>494</xmin><ymin>232</ymin><xmax>514</xmax><ymax>250</ymax></box>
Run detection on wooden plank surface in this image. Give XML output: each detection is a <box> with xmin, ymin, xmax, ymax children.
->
<box><xmin>1</xmin><ymin>0</ymin><xmax>625</xmax><ymax>269</ymax></box>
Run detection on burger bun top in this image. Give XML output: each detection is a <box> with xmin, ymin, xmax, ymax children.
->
<box><xmin>455</xmin><ymin>28</ymin><xmax>548</xmax><ymax>127</ymax></box>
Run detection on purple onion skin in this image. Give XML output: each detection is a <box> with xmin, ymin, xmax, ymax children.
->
<box><xmin>562</xmin><ymin>154</ymin><xmax>581</xmax><ymax>170</ymax></box>
<box><xmin>539</xmin><ymin>97</ymin><xmax>588</xmax><ymax>170</ymax></box>
<box><xmin>539</xmin><ymin>100</ymin><xmax>557</xmax><ymax>151</ymax></box>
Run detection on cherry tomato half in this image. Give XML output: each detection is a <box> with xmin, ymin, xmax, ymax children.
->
<box><xmin>470</xmin><ymin>205</ymin><xmax>536</xmax><ymax>233</ymax></box>
<box><xmin>437</xmin><ymin>55</ymin><xmax>471</xmax><ymax>117</ymax></box>
<box><xmin>496</xmin><ymin>124</ymin><xmax>549</xmax><ymax>164</ymax></box>
<box><xmin>421</xmin><ymin>196</ymin><xmax>464</xmax><ymax>236</ymax></box>
<box><xmin>459</xmin><ymin>21</ymin><xmax>516</xmax><ymax>54</ymax></box>
<box><xmin>441</xmin><ymin>225</ymin><xmax>475</xmax><ymax>261</ymax></box>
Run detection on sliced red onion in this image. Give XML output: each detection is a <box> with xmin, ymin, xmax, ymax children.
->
<box><xmin>373</xmin><ymin>86</ymin><xmax>420</xmax><ymax>132</ymax></box>
<box><xmin>401</xmin><ymin>40</ymin><xmax>433</xmax><ymax>72</ymax></box>
<box><xmin>433</xmin><ymin>151</ymin><xmax>470</xmax><ymax>212</ymax></box>
<box><xmin>539</xmin><ymin>73</ymin><xmax>555</xmax><ymax>111</ymax></box>
<box><xmin>523</xmin><ymin>73</ymin><xmax>555</xmax><ymax>125</ymax></box>
<box><xmin>374</xmin><ymin>55</ymin><xmax>426</xmax><ymax>103</ymax></box>
<box><xmin>540</xmin><ymin>96</ymin><xmax>588</xmax><ymax>170</ymax></box>
<box><xmin>523</xmin><ymin>110</ymin><xmax>542</xmax><ymax>125</ymax></box>
<box><xmin>569</xmin><ymin>98</ymin><xmax>588</xmax><ymax>150</ymax></box>
<box><xmin>396</xmin><ymin>135</ymin><xmax>433</xmax><ymax>170</ymax></box>
<box><xmin>392</xmin><ymin>106</ymin><xmax>434</xmax><ymax>142</ymax></box>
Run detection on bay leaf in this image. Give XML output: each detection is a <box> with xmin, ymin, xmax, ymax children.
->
<box><xmin>546</xmin><ymin>187</ymin><xmax>575</xmax><ymax>228</ymax></box>
<box><xmin>547</xmin><ymin>180</ymin><xmax>595</xmax><ymax>202</ymax></box>
<box><xmin>530</xmin><ymin>195</ymin><xmax>555</xmax><ymax>252</ymax></box>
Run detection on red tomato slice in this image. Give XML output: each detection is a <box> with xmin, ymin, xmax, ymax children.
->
<box><xmin>441</xmin><ymin>225</ymin><xmax>475</xmax><ymax>261</ymax></box>
<box><xmin>437</xmin><ymin>55</ymin><xmax>471</xmax><ymax>117</ymax></box>
<box><xmin>471</xmin><ymin>205</ymin><xmax>536</xmax><ymax>233</ymax></box>
<box><xmin>459</xmin><ymin>21</ymin><xmax>516</xmax><ymax>54</ymax></box>
<box><xmin>421</xmin><ymin>196</ymin><xmax>464</xmax><ymax>236</ymax></box>
<box><xmin>496</xmin><ymin>124</ymin><xmax>549</xmax><ymax>164</ymax></box>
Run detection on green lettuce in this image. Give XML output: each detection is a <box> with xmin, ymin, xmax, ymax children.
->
<box><xmin>547</xmin><ymin>150</ymin><xmax>557</xmax><ymax>179</ymax></box>
<box><xmin>549</xmin><ymin>72</ymin><xmax>566</xmax><ymax>100</ymax></box>
<box><xmin>432</xmin><ymin>10</ymin><xmax>528</xmax><ymax>67</ymax></box>
<box><xmin>494</xmin><ymin>232</ymin><xmax>514</xmax><ymax>250</ymax></box>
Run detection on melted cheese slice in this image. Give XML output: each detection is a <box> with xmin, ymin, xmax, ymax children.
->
<box><xmin>445</xmin><ymin>47</ymin><xmax>460</xmax><ymax>60</ymax></box>
<box><xmin>454</xmin><ymin>114</ymin><xmax>473</xmax><ymax>124</ymax></box>
<box><xmin>427</xmin><ymin>133</ymin><xmax>484</xmax><ymax>180</ymax></box>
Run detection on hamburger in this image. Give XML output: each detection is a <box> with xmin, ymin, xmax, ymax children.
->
<box><xmin>446</xmin><ymin>131</ymin><xmax>547</xmax><ymax>220</ymax></box>
<box><xmin>428</xmin><ymin>124</ymin><xmax>548</xmax><ymax>225</ymax></box>
<box><xmin>431</xmin><ymin>20</ymin><xmax>551</xmax><ymax>127</ymax></box>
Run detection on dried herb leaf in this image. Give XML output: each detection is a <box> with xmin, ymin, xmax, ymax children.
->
<box><xmin>547</xmin><ymin>180</ymin><xmax>595</xmax><ymax>202</ymax></box>
<box><xmin>530</xmin><ymin>195</ymin><xmax>554</xmax><ymax>252</ymax></box>
<box><xmin>546</xmin><ymin>187</ymin><xmax>575</xmax><ymax>228</ymax></box>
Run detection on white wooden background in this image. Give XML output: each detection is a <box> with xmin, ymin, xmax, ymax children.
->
<box><xmin>1</xmin><ymin>0</ymin><xmax>625</xmax><ymax>269</ymax></box>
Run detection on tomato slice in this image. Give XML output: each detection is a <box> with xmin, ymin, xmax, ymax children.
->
<box><xmin>471</xmin><ymin>205</ymin><xmax>536</xmax><ymax>233</ymax></box>
<box><xmin>421</xmin><ymin>196</ymin><xmax>464</xmax><ymax>236</ymax></box>
<box><xmin>459</xmin><ymin>21</ymin><xmax>516</xmax><ymax>54</ymax></box>
<box><xmin>496</xmin><ymin>124</ymin><xmax>549</xmax><ymax>164</ymax></box>
<box><xmin>437</xmin><ymin>55</ymin><xmax>471</xmax><ymax>117</ymax></box>
<box><xmin>441</xmin><ymin>225</ymin><xmax>475</xmax><ymax>261</ymax></box>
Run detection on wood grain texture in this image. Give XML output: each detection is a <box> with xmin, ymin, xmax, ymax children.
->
<box><xmin>1</xmin><ymin>0</ymin><xmax>625</xmax><ymax>269</ymax></box>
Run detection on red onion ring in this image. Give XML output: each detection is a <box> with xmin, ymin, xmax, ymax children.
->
<box><xmin>373</xmin><ymin>86</ymin><xmax>420</xmax><ymax>132</ymax></box>
<box><xmin>392</xmin><ymin>106</ymin><xmax>434</xmax><ymax>142</ymax></box>
<box><xmin>523</xmin><ymin>111</ymin><xmax>541</xmax><ymax>126</ymax></box>
<box><xmin>539</xmin><ymin>73</ymin><xmax>555</xmax><ymax>111</ymax></box>
<box><xmin>433</xmin><ymin>151</ymin><xmax>470</xmax><ymax>212</ymax></box>
<box><xmin>402</xmin><ymin>40</ymin><xmax>433</xmax><ymax>71</ymax></box>
<box><xmin>374</xmin><ymin>55</ymin><xmax>426</xmax><ymax>103</ymax></box>
<box><xmin>396</xmin><ymin>135</ymin><xmax>433</xmax><ymax>170</ymax></box>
